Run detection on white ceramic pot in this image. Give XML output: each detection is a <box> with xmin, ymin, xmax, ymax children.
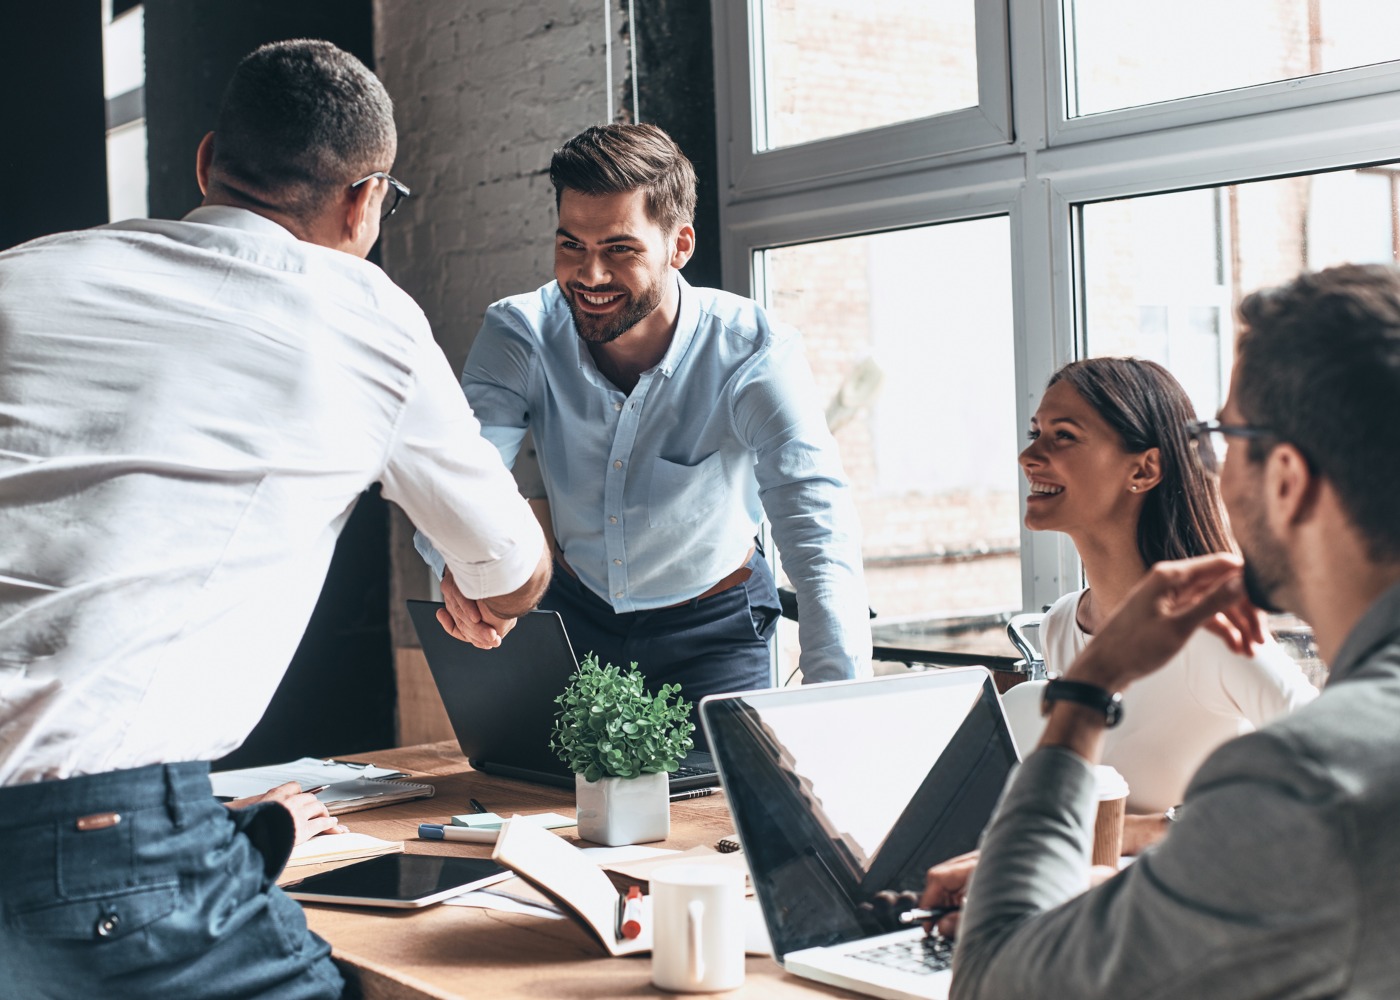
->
<box><xmin>575</xmin><ymin>770</ymin><xmax>670</xmax><ymax>846</ymax></box>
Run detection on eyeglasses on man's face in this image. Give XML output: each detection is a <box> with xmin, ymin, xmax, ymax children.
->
<box><xmin>1186</xmin><ymin>419</ymin><xmax>1276</xmax><ymax>477</ymax></box>
<box><xmin>350</xmin><ymin>171</ymin><xmax>411</xmax><ymax>221</ymax></box>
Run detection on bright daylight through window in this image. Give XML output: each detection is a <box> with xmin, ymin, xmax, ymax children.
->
<box><xmin>716</xmin><ymin>0</ymin><xmax>1400</xmax><ymax>680</ymax></box>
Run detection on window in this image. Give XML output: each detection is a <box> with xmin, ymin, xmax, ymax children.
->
<box><xmin>1065</xmin><ymin>0</ymin><xmax>1400</xmax><ymax>117</ymax></box>
<box><xmin>102</xmin><ymin>0</ymin><xmax>146</xmax><ymax>221</ymax></box>
<box><xmin>754</xmin><ymin>0</ymin><xmax>978</xmax><ymax>150</ymax></box>
<box><xmin>716</xmin><ymin>1</ymin><xmax>1400</xmax><ymax>671</ymax></box>
<box><xmin>760</xmin><ymin>220</ymin><xmax>1020</xmax><ymax>674</ymax></box>
<box><xmin>1080</xmin><ymin>163</ymin><xmax>1400</xmax><ymax>420</ymax></box>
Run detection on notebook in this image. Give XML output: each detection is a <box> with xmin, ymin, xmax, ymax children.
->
<box><xmin>407</xmin><ymin>601</ymin><xmax>719</xmax><ymax>792</ymax></box>
<box><xmin>700</xmin><ymin>667</ymin><xmax>1019</xmax><ymax>1000</ymax></box>
<box><xmin>210</xmin><ymin>759</ymin><xmax>435</xmax><ymax>816</ymax></box>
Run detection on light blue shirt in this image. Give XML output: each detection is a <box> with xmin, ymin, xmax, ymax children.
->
<box><xmin>417</xmin><ymin>275</ymin><xmax>871</xmax><ymax>683</ymax></box>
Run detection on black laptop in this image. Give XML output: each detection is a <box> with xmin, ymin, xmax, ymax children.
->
<box><xmin>406</xmin><ymin>601</ymin><xmax>719</xmax><ymax>791</ymax></box>
<box><xmin>701</xmin><ymin>668</ymin><xmax>1019</xmax><ymax>1000</ymax></box>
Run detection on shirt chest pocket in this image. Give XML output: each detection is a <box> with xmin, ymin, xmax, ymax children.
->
<box><xmin>648</xmin><ymin>451</ymin><xmax>727</xmax><ymax>527</ymax></box>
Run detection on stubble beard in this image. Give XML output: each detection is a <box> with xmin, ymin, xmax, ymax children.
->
<box><xmin>567</xmin><ymin>280</ymin><xmax>663</xmax><ymax>346</ymax></box>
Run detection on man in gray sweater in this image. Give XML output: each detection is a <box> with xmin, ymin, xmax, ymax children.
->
<box><xmin>933</xmin><ymin>263</ymin><xmax>1400</xmax><ymax>999</ymax></box>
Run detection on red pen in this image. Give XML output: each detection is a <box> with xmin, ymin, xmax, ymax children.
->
<box><xmin>619</xmin><ymin>885</ymin><xmax>644</xmax><ymax>940</ymax></box>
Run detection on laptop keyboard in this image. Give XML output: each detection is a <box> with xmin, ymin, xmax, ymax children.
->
<box><xmin>849</xmin><ymin>935</ymin><xmax>954</xmax><ymax>976</ymax></box>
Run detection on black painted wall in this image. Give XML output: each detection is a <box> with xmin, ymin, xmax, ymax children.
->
<box><xmin>0</xmin><ymin>1</ymin><xmax>108</xmax><ymax>251</ymax></box>
<box><xmin>141</xmin><ymin>0</ymin><xmax>394</xmax><ymax>768</ymax></box>
<box><xmin>633</xmin><ymin>0</ymin><xmax>721</xmax><ymax>291</ymax></box>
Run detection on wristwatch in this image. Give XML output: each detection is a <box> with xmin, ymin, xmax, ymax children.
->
<box><xmin>1040</xmin><ymin>679</ymin><xmax>1124</xmax><ymax>728</ymax></box>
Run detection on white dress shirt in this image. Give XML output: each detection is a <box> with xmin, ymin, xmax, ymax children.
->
<box><xmin>0</xmin><ymin>207</ymin><xmax>543</xmax><ymax>785</ymax></box>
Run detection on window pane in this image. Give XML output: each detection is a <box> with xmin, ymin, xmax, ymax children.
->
<box><xmin>760</xmin><ymin>218</ymin><xmax>1020</xmax><ymax>680</ymax></box>
<box><xmin>1066</xmin><ymin>0</ymin><xmax>1400</xmax><ymax>117</ymax></box>
<box><xmin>1080</xmin><ymin>162</ymin><xmax>1400</xmax><ymax>421</ymax></box>
<box><xmin>756</xmin><ymin>0</ymin><xmax>978</xmax><ymax>150</ymax></box>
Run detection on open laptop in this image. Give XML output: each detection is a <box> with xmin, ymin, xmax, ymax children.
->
<box><xmin>407</xmin><ymin>601</ymin><xmax>719</xmax><ymax>792</ymax></box>
<box><xmin>700</xmin><ymin>667</ymin><xmax>1018</xmax><ymax>1000</ymax></box>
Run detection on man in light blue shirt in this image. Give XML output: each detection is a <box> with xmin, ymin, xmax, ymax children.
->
<box><xmin>420</xmin><ymin>124</ymin><xmax>870</xmax><ymax>727</ymax></box>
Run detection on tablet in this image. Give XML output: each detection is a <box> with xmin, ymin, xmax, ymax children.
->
<box><xmin>284</xmin><ymin>853</ymin><xmax>512</xmax><ymax>908</ymax></box>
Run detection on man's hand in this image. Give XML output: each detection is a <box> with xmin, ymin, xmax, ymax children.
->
<box><xmin>223</xmin><ymin>781</ymin><xmax>346</xmax><ymax>846</ymax></box>
<box><xmin>1067</xmin><ymin>553</ymin><xmax>1260</xmax><ymax>693</ymax></box>
<box><xmin>918</xmin><ymin>850</ymin><xmax>979</xmax><ymax>937</ymax></box>
<box><xmin>437</xmin><ymin>568</ymin><xmax>517</xmax><ymax>648</ymax></box>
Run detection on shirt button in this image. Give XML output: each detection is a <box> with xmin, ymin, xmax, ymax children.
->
<box><xmin>613</xmin><ymin>460</ymin><xmax>623</xmax><ymax>470</ymax></box>
<box><xmin>609</xmin><ymin>516</ymin><xmax>618</xmax><ymax>524</ymax></box>
<box><xmin>613</xmin><ymin>402</ymin><xmax>623</xmax><ymax>411</ymax></box>
<box><xmin>615</xmin><ymin>591</ymin><xmax>624</xmax><ymax>598</ymax></box>
<box><xmin>614</xmin><ymin>559</ymin><xmax>622</xmax><ymax>565</ymax></box>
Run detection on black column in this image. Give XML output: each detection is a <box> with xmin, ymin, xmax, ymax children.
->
<box><xmin>632</xmin><ymin>1</ymin><xmax>721</xmax><ymax>291</ymax></box>
<box><xmin>0</xmin><ymin>1</ymin><xmax>107</xmax><ymax>251</ymax></box>
<box><xmin>143</xmin><ymin>0</ymin><xmax>376</xmax><ymax>220</ymax></box>
<box><xmin>140</xmin><ymin>1</ymin><xmax>394</xmax><ymax>767</ymax></box>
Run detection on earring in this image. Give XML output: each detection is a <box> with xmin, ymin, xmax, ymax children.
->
<box><xmin>1129</xmin><ymin>486</ymin><xmax>1139</xmax><ymax>492</ymax></box>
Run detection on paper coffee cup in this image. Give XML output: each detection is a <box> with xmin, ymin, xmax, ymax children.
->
<box><xmin>1091</xmin><ymin>765</ymin><xmax>1129</xmax><ymax>868</ymax></box>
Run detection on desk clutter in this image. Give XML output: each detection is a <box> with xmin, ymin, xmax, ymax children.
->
<box><xmin>211</xmin><ymin>757</ymin><xmax>435</xmax><ymax>815</ymax></box>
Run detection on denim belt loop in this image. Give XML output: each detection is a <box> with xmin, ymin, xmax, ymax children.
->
<box><xmin>163</xmin><ymin>765</ymin><xmax>187</xmax><ymax>829</ymax></box>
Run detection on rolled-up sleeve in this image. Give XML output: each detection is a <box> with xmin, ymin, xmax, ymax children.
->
<box><xmin>733</xmin><ymin>337</ymin><xmax>871</xmax><ymax>683</ymax></box>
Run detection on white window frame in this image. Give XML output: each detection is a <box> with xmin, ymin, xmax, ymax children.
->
<box><xmin>713</xmin><ymin>0</ymin><xmax>1400</xmax><ymax>615</ymax></box>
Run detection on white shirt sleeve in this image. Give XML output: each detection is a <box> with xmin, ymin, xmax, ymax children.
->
<box><xmin>1189</xmin><ymin>633</ymin><xmax>1319</xmax><ymax>728</ymax></box>
<box><xmin>379</xmin><ymin>332</ymin><xmax>544</xmax><ymax>600</ymax></box>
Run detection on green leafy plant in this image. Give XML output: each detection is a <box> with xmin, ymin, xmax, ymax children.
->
<box><xmin>551</xmin><ymin>653</ymin><xmax>695</xmax><ymax>782</ymax></box>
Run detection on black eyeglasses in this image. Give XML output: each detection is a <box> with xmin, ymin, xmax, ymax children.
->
<box><xmin>350</xmin><ymin>171</ymin><xmax>411</xmax><ymax>220</ymax></box>
<box><xmin>1185</xmin><ymin>419</ymin><xmax>1276</xmax><ymax>476</ymax></box>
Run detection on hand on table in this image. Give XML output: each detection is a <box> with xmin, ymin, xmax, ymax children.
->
<box><xmin>223</xmin><ymin>781</ymin><xmax>347</xmax><ymax>845</ymax></box>
<box><xmin>437</xmin><ymin>568</ymin><xmax>518</xmax><ymax>648</ymax></box>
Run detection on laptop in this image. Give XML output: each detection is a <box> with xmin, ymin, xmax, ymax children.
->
<box><xmin>407</xmin><ymin>601</ymin><xmax>720</xmax><ymax>792</ymax></box>
<box><xmin>700</xmin><ymin>667</ymin><xmax>1018</xmax><ymax>1000</ymax></box>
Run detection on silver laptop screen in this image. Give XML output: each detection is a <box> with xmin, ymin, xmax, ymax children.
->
<box><xmin>701</xmin><ymin>669</ymin><xmax>1016</xmax><ymax>959</ymax></box>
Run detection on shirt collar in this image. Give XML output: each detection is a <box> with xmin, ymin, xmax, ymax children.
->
<box><xmin>1327</xmin><ymin>576</ymin><xmax>1400</xmax><ymax>684</ymax></box>
<box><xmin>181</xmin><ymin>205</ymin><xmax>298</xmax><ymax>241</ymax></box>
<box><xmin>654</xmin><ymin>272</ymin><xmax>699</xmax><ymax>378</ymax></box>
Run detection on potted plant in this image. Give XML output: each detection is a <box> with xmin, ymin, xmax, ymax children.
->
<box><xmin>551</xmin><ymin>653</ymin><xmax>695</xmax><ymax>846</ymax></box>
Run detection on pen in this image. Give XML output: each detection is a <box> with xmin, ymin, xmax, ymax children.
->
<box><xmin>669</xmin><ymin>787</ymin><xmax>715</xmax><ymax>802</ymax></box>
<box><xmin>898</xmin><ymin>905</ymin><xmax>960</xmax><ymax>925</ymax></box>
<box><xmin>303</xmin><ymin>784</ymin><xmax>331</xmax><ymax>796</ymax></box>
<box><xmin>618</xmin><ymin>885</ymin><xmax>644</xmax><ymax>940</ymax></box>
<box><xmin>418</xmin><ymin>822</ymin><xmax>498</xmax><ymax>843</ymax></box>
<box><xmin>469</xmin><ymin>798</ymin><xmax>489</xmax><ymax>814</ymax></box>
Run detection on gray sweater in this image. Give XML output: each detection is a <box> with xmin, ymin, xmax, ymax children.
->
<box><xmin>953</xmin><ymin>579</ymin><xmax>1400</xmax><ymax>999</ymax></box>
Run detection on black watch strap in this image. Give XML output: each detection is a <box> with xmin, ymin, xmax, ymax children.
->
<box><xmin>1040</xmin><ymin>679</ymin><xmax>1124</xmax><ymax>728</ymax></box>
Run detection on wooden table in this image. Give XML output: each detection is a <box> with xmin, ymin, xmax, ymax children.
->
<box><xmin>285</xmin><ymin>742</ymin><xmax>853</xmax><ymax>999</ymax></box>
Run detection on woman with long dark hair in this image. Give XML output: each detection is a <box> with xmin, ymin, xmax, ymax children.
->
<box><xmin>1019</xmin><ymin>357</ymin><xmax>1315</xmax><ymax>843</ymax></box>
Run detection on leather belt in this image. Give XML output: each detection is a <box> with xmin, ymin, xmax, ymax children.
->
<box><xmin>556</xmin><ymin>546</ymin><xmax>755</xmax><ymax>609</ymax></box>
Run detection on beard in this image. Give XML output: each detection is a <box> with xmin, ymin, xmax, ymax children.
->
<box><xmin>566</xmin><ymin>279</ymin><xmax>663</xmax><ymax>345</ymax></box>
<box><xmin>1242</xmin><ymin>558</ymin><xmax>1285</xmax><ymax>615</ymax></box>
<box><xmin>1237</xmin><ymin>501</ymin><xmax>1290</xmax><ymax>614</ymax></box>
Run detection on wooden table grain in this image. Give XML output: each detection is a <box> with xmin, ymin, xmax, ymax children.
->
<box><xmin>285</xmin><ymin>742</ymin><xmax>854</xmax><ymax>999</ymax></box>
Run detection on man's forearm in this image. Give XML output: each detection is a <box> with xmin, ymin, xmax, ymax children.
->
<box><xmin>480</xmin><ymin>545</ymin><xmax>552</xmax><ymax>619</ymax></box>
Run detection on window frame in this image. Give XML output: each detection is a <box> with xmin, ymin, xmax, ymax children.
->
<box><xmin>713</xmin><ymin>0</ymin><xmax>1400</xmax><ymax>616</ymax></box>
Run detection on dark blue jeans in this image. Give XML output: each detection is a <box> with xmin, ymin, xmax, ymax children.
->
<box><xmin>540</xmin><ymin>546</ymin><xmax>781</xmax><ymax>751</ymax></box>
<box><xmin>0</xmin><ymin>762</ymin><xmax>346</xmax><ymax>999</ymax></box>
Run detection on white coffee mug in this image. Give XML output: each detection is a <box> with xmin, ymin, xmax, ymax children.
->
<box><xmin>649</xmin><ymin>863</ymin><xmax>746</xmax><ymax>993</ymax></box>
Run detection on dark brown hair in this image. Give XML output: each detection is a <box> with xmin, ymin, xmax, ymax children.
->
<box><xmin>1048</xmin><ymin>357</ymin><xmax>1233</xmax><ymax>565</ymax></box>
<box><xmin>211</xmin><ymin>39</ymin><xmax>396</xmax><ymax>219</ymax></box>
<box><xmin>549</xmin><ymin>124</ymin><xmax>697</xmax><ymax>233</ymax></box>
<box><xmin>1236</xmin><ymin>263</ymin><xmax>1400</xmax><ymax>562</ymax></box>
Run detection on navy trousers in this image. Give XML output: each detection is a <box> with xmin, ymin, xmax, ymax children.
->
<box><xmin>540</xmin><ymin>546</ymin><xmax>781</xmax><ymax>751</ymax></box>
<box><xmin>0</xmin><ymin>762</ymin><xmax>346</xmax><ymax>999</ymax></box>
